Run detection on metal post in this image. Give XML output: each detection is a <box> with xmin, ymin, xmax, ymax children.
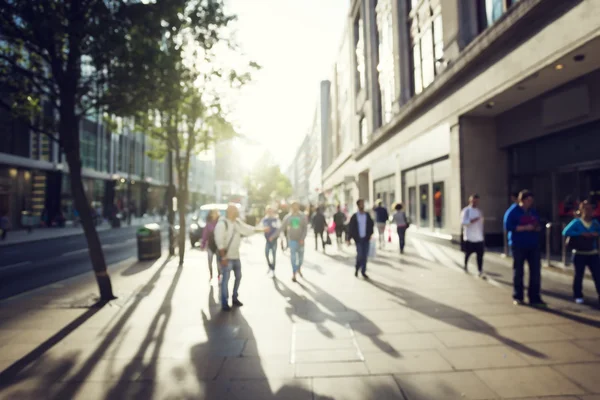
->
<box><xmin>545</xmin><ymin>222</ymin><xmax>552</xmax><ymax>267</ymax></box>
<box><xmin>502</xmin><ymin>228</ymin><xmax>508</xmax><ymax>257</ymax></box>
<box><xmin>562</xmin><ymin>223</ymin><xmax>569</xmax><ymax>267</ymax></box>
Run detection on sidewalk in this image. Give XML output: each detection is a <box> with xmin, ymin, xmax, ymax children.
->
<box><xmin>0</xmin><ymin>216</ymin><xmax>165</xmax><ymax>247</ymax></box>
<box><xmin>0</xmin><ymin>236</ymin><xmax>599</xmax><ymax>399</ymax></box>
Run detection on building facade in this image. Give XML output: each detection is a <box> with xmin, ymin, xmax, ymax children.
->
<box><xmin>315</xmin><ymin>0</ymin><xmax>600</xmax><ymax>251</ymax></box>
<box><xmin>0</xmin><ymin>110</ymin><xmax>216</xmax><ymax>228</ymax></box>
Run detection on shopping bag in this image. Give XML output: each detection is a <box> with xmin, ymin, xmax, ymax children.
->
<box><xmin>368</xmin><ymin>239</ymin><xmax>377</xmax><ymax>258</ymax></box>
<box><xmin>387</xmin><ymin>226</ymin><xmax>392</xmax><ymax>242</ymax></box>
<box><xmin>327</xmin><ymin>221</ymin><xmax>336</xmax><ymax>234</ymax></box>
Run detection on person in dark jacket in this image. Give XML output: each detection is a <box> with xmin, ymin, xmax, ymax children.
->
<box><xmin>312</xmin><ymin>207</ymin><xmax>327</xmax><ymax>251</ymax></box>
<box><xmin>503</xmin><ymin>190</ymin><xmax>546</xmax><ymax>307</ymax></box>
<box><xmin>333</xmin><ymin>205</ymin><xmax>347</xmax><ymax>247</ymax></box>
<box><xmin>374</xmin><ymin>200</ymin><xmax>389</xmax><ymax>249</ymax></box>
<box><xmin>347</xmin><ymin>199</ymin><xmax>374</xmax><ymax>279</ymax></box>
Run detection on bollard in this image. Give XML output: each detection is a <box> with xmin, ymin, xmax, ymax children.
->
<box><xmin>502</xmin><ymin>228</ymin><xmax>509</xmax><ymax>257</ymax></box>
<box><xmin>561</xmin><ymin>223</ymin><xmax>570</xmax><ymax>267</ymax></box>
<box><xmin>545</xmin><ymin>222</ymin><xmax>552</xmax><ymax>267</ymax></box>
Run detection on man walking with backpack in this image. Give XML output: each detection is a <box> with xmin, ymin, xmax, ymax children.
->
<box><xmin>277</xmin><ymin>201</ymin><xmax>308</xmax><ymax>282</ymax></box>
<box><xmin>374</xmin><ymin>200</ymin><xmax>389</xmax><ymax>250</ymax></box>
<box><xmin>214</xmin><ymin>204</ymin><xmax>267</xmax><ymax>311</ymax></box>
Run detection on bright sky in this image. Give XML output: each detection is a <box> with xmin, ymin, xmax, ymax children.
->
<box><xmin>224</xmin><ymin>0</ymin><xmax>350</xmax><ymax>171</ymax></box>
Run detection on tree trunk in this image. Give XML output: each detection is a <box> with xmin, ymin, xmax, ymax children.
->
<box><xmin>177</xmin><ymin>188</ymin><xmax>188</xmax><ymax>266</ymax></box>
<box><xmin>64</xmin><ymin>139</ymin><xmax>116</xmax><ymax>302</ymax></box>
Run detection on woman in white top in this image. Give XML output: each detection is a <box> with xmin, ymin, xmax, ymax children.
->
<box><xmin>392</xmin><ymin>203</ymin><xmax>409</xmax><ymax>254</ymax></box>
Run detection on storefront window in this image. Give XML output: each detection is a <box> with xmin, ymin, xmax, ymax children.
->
<box><xmin>419</xmin><ymin>184</ymin><xmax>429</xmax><ymax>227</ymax></box>
<box><xmin>408</xmin><ymin>186</ymin><xmax>416</xmax><ymax>224</ymax></box>
<box><xmin>433</xmin><ymin>182</ymin><xmax>444</xmax><ymax>229</ymax></box>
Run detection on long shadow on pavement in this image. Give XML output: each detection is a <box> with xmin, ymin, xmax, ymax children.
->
<box><xmin>47</xmin><ymin>256</ymin><xmax>175</xmax><ymax>399</ymax></box>
<box><xmin>104</xmin><ymin>260</ymin><xmax>185</xmax><ymax>399</ymax></box>
<box><xmin>280</xmin><ymin>278</ymin><xmax>400</xmax><ymax>358</ymax></box>
<box><xmin>367</xmin><ymin>278</ymin><xmax>548</xmax><ymax>359</ymax></box>
<box><xmin>189</xmin><ymin>285</ymin><xmax>335</xmax><ymax>399</ymax></box>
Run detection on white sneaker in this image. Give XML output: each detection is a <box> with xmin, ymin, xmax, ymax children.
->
<box><xmin>575</xmin><ymin>298</ymin><xmax>584</xmax><ymax>305</ymax></box>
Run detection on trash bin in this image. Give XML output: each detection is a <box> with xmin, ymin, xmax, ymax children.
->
<box><xmin>137</xmin><ymin>223</ymin><xmax>162</xmax><ymax>261</ymax></box>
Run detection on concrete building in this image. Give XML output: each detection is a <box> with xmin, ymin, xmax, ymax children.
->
<box><xmin>318</xmin><ymin>0</ymin><xmax>600</xmax><ymax>252</ymax></box>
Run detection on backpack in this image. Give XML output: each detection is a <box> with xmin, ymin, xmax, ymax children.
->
<box><xmin>208</xmin><ymin>220</ymin><xmax>232</xmax><ymax>254</ymax></box>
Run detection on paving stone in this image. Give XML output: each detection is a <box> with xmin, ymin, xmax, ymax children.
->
<box><xmin>474</xmin><ymin>366</ymin><xmax>585</xmax><ymax>398</ymax></box>
<box><xmin>433</xmin><ymin>330</ymin><xmax>503</xmax><ymax>347</ymax></box>
<box><xmin>218</xmin><ymin>356</ymin><xmax>295</xmax><ymax>380</ymax></box>
<box><xmin>394</xmin><ymin>371</ymin><xmax>499</xmax><ymax>400</ymax></box>
<box><xmin>224</xmin><ymin>378</ymin><xmax>313</xmax><ymax>400</ymax></box>
<box><xmin>573</xmin><ymin>338</ymin><xmax>600</xmax><ymax>356</ymax></box>
<box><xmin>553</xmin><ymin>363</ymin><xmax>600</xmax><ymax>393</ymax></box>
<box><xmin>295</xmin><ymin>361</ymin><xmax>370</xmax><ymax>378</ymax></box>
<box><xmin>552</xmin><ymin>324</ymin><xmax>600</xmax><ymax>339</ymax></box>
<box><xmin>494</xmin><ymin>326</ymin><xmax>571</xmax><ymax>343</ymax></box>
<box><xmin>438</xmin><ymin>345</ymin><xmax>530</xmax><ymax>370</ymax></box>
<box><xmin>364</xmin><ymin>350</ymin><xmax>453</xmax><ymax>374</ymax></box>
<box><xmin>294</xmin><ymin>349</ymin><xmax>362</xmax><ymax>363</ymax></box>
<box><xmin>516</xmin><ymin>341</ymin><xmax>600</xmax><ymax>365</ymax></box>
<box><xmin>357</xmin><ymin>332</ymin><xmax>444</xmax><ymax>353</ymax></box>
<box><xmin>410</xmin><ymin>316</ymin><xmax>483</xmax><ymax>332</ymax></box>
<box><xmin>313</xmin><ymin>375</ymin><xmax>403</xmax><ymax>400</ymax></box>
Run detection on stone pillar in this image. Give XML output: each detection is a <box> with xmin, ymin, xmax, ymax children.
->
<box><xmin>395</xmin><ymin>0</ymin><xmax>412</xmax><ymax>106</ymax></box>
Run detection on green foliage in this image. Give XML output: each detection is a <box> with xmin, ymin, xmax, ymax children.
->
<box><xmin>246</xmin><ymin>161</ymin><xmax>293</xmax><ymax>206</ymax></box>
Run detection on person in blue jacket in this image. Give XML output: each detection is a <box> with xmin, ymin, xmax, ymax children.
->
<box><xmin>503</xmin><ymin>190</ymin><xmax>546</xmax><ymax>307</ymax></box>
<box><xmin>562</xmin><ymin>200</ymin><xmax>600</xmax><ymax>305</ymax></box>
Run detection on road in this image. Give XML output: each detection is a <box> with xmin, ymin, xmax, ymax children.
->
<box><xmin>0</xmin><ymin>225</ymin><xmax>168</xmax><ymax>300</ymax></box>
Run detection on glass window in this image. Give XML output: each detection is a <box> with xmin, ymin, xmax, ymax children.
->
<box><xmin>360</xmin><ymin>116</ymin><xmax>368</xmax><ymax>145</ymax></box>
<box><xmin>433</xmin><ymin>182</ymin><xmax>444</xmax><ymax>229</ymax></box>
<box><xmin>409</xmin><ymin>3</ymin><xmax>442</xmax><ymax>95</ymax></box>
<box><xmin>420</xmin><ymin>27</ymin><xmax>434</xmax><ymax>89</ymax></box>
<box><xmin>433</xmin><ymin>14</ymin><xmax>444</xmax><ymax>74</ymax></box>
<box><xmin>412</xmin><ymin>44</ymin><xmax>422</xmax><ymax>95</ymax></box>
<box><xmin>419</xmin><ymin>184</ymin><xmax>429</xmax><ymax>227</ymax></box>
<box><xmin>408</xmin><ymin>186</ymin><xmax>417</xmax><ymax>223</ymax></box>
<box><xmin>376</xmin><ymin>0</ymin><xmax>396</xmax><ymax>125</ymax></box>
<box><xmin>354</xmin><ymin>14</ymin><xmax>366</xmax><ymax>94</ymax></box>
<box><xmin>479</xmin><ymin>0</ymin><xmax>518</xmax><ymax>31</ymax></box>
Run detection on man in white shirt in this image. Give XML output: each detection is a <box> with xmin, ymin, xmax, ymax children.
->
<box><xmin>215</xmin><ymin>204</ymin><xmax>267</xmax><ymax>311</ymax></box>
<box><xmin>461</xmin><ymin>194</ymin><xmax>485</xmax><ymax>277</ymax></box>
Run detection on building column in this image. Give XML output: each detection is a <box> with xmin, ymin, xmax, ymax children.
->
<box><xmin>394</xmin><ymin>0</ymin><xmax>413</xmax><ymax>106</ymax></box>
<box><xmin>365</xmin><ymin>0</ymin><xmax>382</xmax><ymax>132</ymax></box>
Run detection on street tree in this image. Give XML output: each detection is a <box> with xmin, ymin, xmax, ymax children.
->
<box><xmin>245</xmin><ymin>160</ymin><xmax>293</xmax><ymax>207</ymax></box>
<box><xmin>0</xmin><ymin>1</ymin><xmax>199</xmax><ymax>301</ymax></box>
<box><xmin>129</xmin><ymin>1</ymin><xmax>258</xmax><ymax>266</ymax></box>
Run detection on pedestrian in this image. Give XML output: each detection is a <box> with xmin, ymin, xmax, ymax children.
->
<box><xmin>277</xmin><ymin>201</ymin><xmax>308</xmax><ymax>282</ymax></box>
<box><xmin>312</xmin><ymin>206</ymin><xmax>327</xmax><ymax>252</ymax></box>
<box><xmin>461</xmin><ymin>194</ymin><xmax>485</xmax><ymax>277</ymax></box>
<box><xmin>214</xmin><ymin>204</ymin><xmax>267</xmax><ymax>311</ymax></box>
<box><xmin>503</xmin><ymin>190</ymin><xmax>547</xmax><ymax>307</ymax></box>
<box><xmin>374</xmin><ymin>200</ymin><xmax>389</xmax><ymax>249</ymax></box>
<box><xmin>201</xmin><ymin>209</ymin><xmax>221</xmax><ymax>281</ymax></box>
<box><xmin>261</xmin><ymin>206</ymin><xmax>280</xmax><ymax>276</ymax></box>
<box><xmin>562</xmin><ymin>200</ymin><xmax>600</xmax><ymax>305</ymax></box>
<box><xmin>392</xmin><ymin>203</ymin><xmax>409</xmax><ymax>254</ymax></box>
<box><xmin>333</xmin><ymin>205</ymin><xmax>346</xmax><ymax>247</ymax></box>
<box><xmin>347</xmin><ymin>199</ymin><xmax>374</xmax><ymax>279</ymax></box>
<box><xmin>1</xmin><ymin>210</ymin><xmax>9</xmax><ymax>240</ymax></box>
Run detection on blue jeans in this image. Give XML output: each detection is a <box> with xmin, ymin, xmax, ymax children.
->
<box><xmin>512</xmin><ymin>247</ymin><xmax>542</xmax><ymax>303</ymax></box>
<box><xmin>288</xmin><ymin>240</ymin><xmax>304</xmax><ymax>273</ymax></box>
<box><xmin>356</xmin><ymin>238</ymin><xmax>370</xmax><ymax>274</ymax></box>
<box><xmin>397</xmin><ymin>227</ymin><xmax>407</xmax><ymax>252</ymax></box>
<box><xmin>572</xmin><ymin>254</ymin><xmax>600</xmax><ymax>299</ymax></box>
<box><xmin>220</xmin><ymin>259</ymin><xmax>242</xmax><ymax>306</ymax></box>
<box><xmin>265</xmin><ymin>240</ymin><xmax>277</xmax><ymax>270</ymax></box>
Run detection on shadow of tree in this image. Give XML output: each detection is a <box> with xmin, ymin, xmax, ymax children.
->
<box><xmin>367</xmin><ymin>278</ymin><xmax>549</xmax><ymax>359</ymax></box>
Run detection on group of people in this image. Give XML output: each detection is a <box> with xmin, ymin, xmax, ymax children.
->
<box><xmin>460</xmin><ymin>189</ymin><xmax>600</xmax><ymax>307</ymax></box>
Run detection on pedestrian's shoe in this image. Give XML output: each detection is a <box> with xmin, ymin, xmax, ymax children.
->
<box><xmin>292</xmin><ymin>276</ymin><xmax>297</xmax><ymax>283</ymax></box>
<box><xmin>478</xmin><ymin>272</ymin><xmax>486</xmax><ymax>279</ymax></box>
<box><xmin>232</xmin><ymin>299</ymin><xmax>244</xmax><ymax>307</ymax></box>
<box><xmin>530</xmin><ymin>301</ymin><xmax>548</xmax><ymax>309</ymax></box>
<box><xmin>463</xmin><ymin>266</ymin><xmax>468</xmax><ymax>273</ymax></box>
<box><xmin>355</xmin><ymin>269</ymin><xmax>358</xmax><ymax>277</ymax></box>
<box><xmin>222</xmin><ymin>304</ymin><xmax>231</xmax><ymax>312</ymax></box>
<box><xmin>513</xmin><ymin>299</ymin><xmax>524</xmax><ymax>306</ymax></box>
<box><xmin>362</xmin><ymin>273</ymin><xmax>369</xmax><ymax>280</ymax></box>
<box><xmin>297</xmin><ymin>269</ymin><xmax>303</xmax><ymax>278</ymax></box>
<box><xmin>575</xmin><ymin>298</ymin><xmax>585</xmax><ymax>305</ymax></box>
